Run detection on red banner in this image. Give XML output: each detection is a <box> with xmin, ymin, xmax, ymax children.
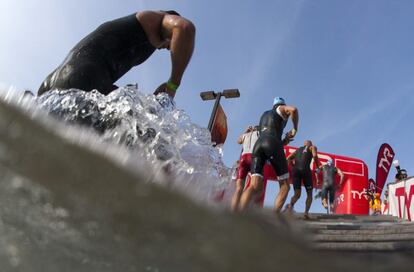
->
<box><xmin>261</xmin><ymin>146</ymin><xmax>369</xmax><ymax>214</ymax></box>
<box><xmin>211</xmin><ymin>104</ymin><xmax>228</xmax><ymax>145</ymax></box>
<box><xmin>375</xmin><ymin>143</ymin><xmax>395</xmax><ymax>195</ymax></box>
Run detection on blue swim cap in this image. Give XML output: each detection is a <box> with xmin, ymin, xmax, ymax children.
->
<box><xmin>273</xmin><ymin>97</ymin><xmax>286</xmax><ymax>106</ymax></box>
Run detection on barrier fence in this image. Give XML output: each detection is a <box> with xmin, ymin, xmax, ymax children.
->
<box><xmin>386</xmin><ymin>177</ymin><xmax>414</xmax><ymax>221</ymax></box>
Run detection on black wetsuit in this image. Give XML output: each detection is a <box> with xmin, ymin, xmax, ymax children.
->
<box><xmin>292</xmin><ymin>146</ymin><xmax>313</xmax><ymax>192</ymax></box>
<box><xmin>321</xmin><ymin>164</ymin><xmax>337</xmax><ymax>203</ymax></box>
<box><xmin>38</xmin><ymin>14</ymin><xmax>156</xmax><ymax>95</ymax></box>
<box><xmin>251</xmin><ymin>107</ymin><xmax>289</xmax><ymax>180</ymax></box>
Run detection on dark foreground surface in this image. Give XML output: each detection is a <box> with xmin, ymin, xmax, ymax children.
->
<box><xmin>0</xmin><ymin>96</ymin><xmax>412</xmax><ymax>271</ymax></box>
<box><xmin>270</xmin><ymin>212</ymin><xmax>414</xmax><ymax>271</ymax></box>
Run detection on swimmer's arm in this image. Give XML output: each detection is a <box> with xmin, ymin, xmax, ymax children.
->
<box><xmin>282</xmin><ymin>136</ymin><xmax>291</xmax><ymax>146</ymax></box>
<box><xmin>311</xmin><ymin>146</ymin><xmax>320</xmax><ymax>169</ymax></box>
<box><xmin>337</xmin><ymin>168</ymin><xmax>345</xmax><ymax>185</ymax></box>
<box><xmin>237</xmin><ymin>134</ymin><xmax>245</xmax><ymax>144</ymax></box>
<box><xmin>316</xmin><ymin>164</ymin><xmax>324</xmax><ymax>185</ymax></box>
<box><xmin>164</xmin><ymin>15</ymin><xmax>196</xmax><ymax>87</ymax></box>
<box><xmin>285</xmin><ymin>106</ymin><xmax>299</xmax><ymax>131</ymax></box>
<box><xmin>286</xmin><ymin>151</ymin><xmax>296</xmax><ymax>165</ymax></box>
<box><xmin>280</xmin><ymin>105</ymin><xmax>299</xmax><ymax>136</ymax></box>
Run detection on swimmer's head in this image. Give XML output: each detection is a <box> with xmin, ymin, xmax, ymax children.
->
<box><xmin>304</xmin><ymin>140</ymin><xmax>312</xmax><ymax>147</ymax></box>
<box><xmin>326</xmin><ymin>159</ymin><xmax>334</xmax><ymax>166</ymax></box>
<box><xmin>273</xmin><ymin>97</ymin><xmax>286</xmax><ymax>107</ymax></box>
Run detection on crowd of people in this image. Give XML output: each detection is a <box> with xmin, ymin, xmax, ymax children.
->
<box><xmin>230</xmin><ymin>97</ymin><xmax>346</xmax><ymax>218</ymax></box>
<box><xmin>230</xmin><ymin>106</ymin><xmax>411</xmax><ymax>217</ymax></box>
<box><xmin>369</xmin><ymin>163</ymin><xmax>409</xmax><ymax>215</ymax></box>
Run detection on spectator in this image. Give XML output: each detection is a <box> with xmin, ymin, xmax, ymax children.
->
<box><xmin>369</xmin><ymin>193</ymin><xmax>382</xmax><ymax>215</ymax></box>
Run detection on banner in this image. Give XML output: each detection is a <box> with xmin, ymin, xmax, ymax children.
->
<box><xmin>211</xmin><ymin>104</ymin><xmax>228</xmax><ymax>145</ymax></box>
<box><xmin>375</xmin><ymin>143</ymin><xmax>395</xmax><ymax>195</ymax></box>
<box><xmin>263</xmin><ymin>146</ymin><xmax>369</xmax><ymax>215</ymax></box>
<box><xmin>388</xmin><ymin>177</ymin><xmax>414</xmax><ymax>221</ymax></box>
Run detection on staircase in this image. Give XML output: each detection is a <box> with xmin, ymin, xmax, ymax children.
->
<box><xmin>300</xmin><ymin>213</ymin><xmax>414</xmax><ymax>252</ymax></box>
<box><xmin>253</xmin><ymin>210</ymin><xmax>414</xmax><ymax>271</ymax></box>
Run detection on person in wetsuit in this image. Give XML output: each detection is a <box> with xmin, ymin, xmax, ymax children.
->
<box><xmin>231</xmin><ymin>125</ymin><xmax>260</xmax><ymax>212</ymax></box>
<box><xmin>285</xmin><ymin>140</ymin><xmax>320</xmax><ymax>219</ymax></box>
<box><xmin>239</xmin><ymin>97</ymin><xmax>299</xmax><ymax>213</ymax></box>
<box><xmin>317</xmin><ymin>159</ymin><xmax>345</xmax><ymax>212</ymax></box>
<box><xmin>38</xmin><ymin>10</ymin><xmax>195</xmax><ymax>98</ymax></box>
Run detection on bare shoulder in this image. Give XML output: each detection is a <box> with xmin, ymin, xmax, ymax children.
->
<box><xmin>162</xmin><ymin>13</ymin><xmax>195</xmax><ymax>31</ymax></box>
<box><xmin>137</xmin><ymin>10</ymin><xmax>194</xmax><ymax>29</ymax></box>
<box><xmin>279</xmin><ymin>105</ymin><xmax>297</xmax><ymax>114</ymax></box>
<box><xmin>137</xmin><ymin>11</ymin><xmax>164</xmax><ymax>30</ymax></box>
<box><xmin>137</xmin><ymin>10</ymin><xmax>163</xmax><ymax>18</ymax></box>
<box><xmin>137</xmin><ymin>10</ymin><xmax>160</xmax><ymax>19</ymax></box>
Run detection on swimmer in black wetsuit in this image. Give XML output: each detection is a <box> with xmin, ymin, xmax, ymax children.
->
<box><xmin>38</xmin><ymin>10</ymin><xmax>195</xmax><ymax>98</ymax></box>
<box><xmin>239</xmin><ymin>97</ymin><xmax>299</xmax><ymax>213</ymax></box>
<box><xmin>317</xmin><ymin>159</ymin><xmax>345</xmax><ymax>212</ymax></box>
<box><xmin>286</xmin><ymin>140</ymin><xmax>320</xmax><ymax>219</ymax></box>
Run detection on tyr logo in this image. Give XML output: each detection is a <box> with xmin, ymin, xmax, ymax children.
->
<box><xmin>378</xmin><ymin>147</ymin><xmax>394</xmax><ymax>173</ymax></box>
<box><xmin>395</xmin><ymin>184</ymin><xmax>414</xmax><ymax>221</ymax></box>
<box><xmin>351</xmin><ymin>188</ymin><xmax>369</xmax><ymax>200</ymax></box>
<box><xmin>335</xmin><ymin>193</ymin><xmax>345</xmax><ymax>205</ymax></box>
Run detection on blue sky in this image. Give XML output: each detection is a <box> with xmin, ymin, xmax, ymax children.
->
<box><xmin>1</xmin><ymin>0</ymin><xmax>413</xmax><ymax>212</ymax></box>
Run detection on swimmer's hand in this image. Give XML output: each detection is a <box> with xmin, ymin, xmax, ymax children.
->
<box><xmin>154</xmin><ymin>82</ymin><xmax>176</xmax><ymax>98</ymax></box>
<box><xmin>282</xmin><ymin>133</ymin><xmax>293</xmax><ymax>146</ymax></box>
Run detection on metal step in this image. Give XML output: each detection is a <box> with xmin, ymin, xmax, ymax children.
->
<box><xmin>305</xmin><ymin>223</ymin><xmax>414</xmax><ymax>232</ymax></box>
<box><xmin>278</xmin><ymin>212</ymin><xmax>414</xmax><ymax>252</ymax></box>
<box><xmin>310</xmin><ymin>227</ymin><xmax>414</xmax><ymax>235</ymax></box>
<box><xmin>313</xmin><ymin>241</ymin><xmax>414</xmax><ymax>251</ymax></box>
<box><xmin>311</xmin><ymin>233</ymin><xmax>414</xmax><ymax>242</ymax></box>
<box><xmin>313</xmin><ymin>214</ymin><xmax>398</xmax><ymax>221</ymax></box>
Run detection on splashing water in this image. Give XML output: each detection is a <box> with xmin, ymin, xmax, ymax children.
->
<box><xmin>0</xmin><ymin>86</ymin><xmax>371</xmax><ymax>272</ymax></box>
<box><xmin>35</xmin><ymin>86</ymin><xmax>232</xmax><ymax>202</ymax></box>
<box><xmin>0</xmin><ymin>86</ymin><xmax>241</xmax><ymax>271</ymax></box>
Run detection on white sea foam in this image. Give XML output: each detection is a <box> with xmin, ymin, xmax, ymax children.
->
<box><xmin>34</xmin><ymin>86</ymin><xmax>232</xmax><ymax>203</ymax></box>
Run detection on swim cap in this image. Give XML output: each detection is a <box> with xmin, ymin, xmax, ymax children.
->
<box><xmin>327</xmin><ymin>159</ymin><xmax>334</xmax><ymax>166</ymax></box>
<box><xmin>273</xmin><ymin>97</ymin><xmax>286</xmax><ymax>106</ymax></box>
<box><xmin>161</xmin><ymin>10</ymin><xmax>181</xmax><ymax>16</ymax></box>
